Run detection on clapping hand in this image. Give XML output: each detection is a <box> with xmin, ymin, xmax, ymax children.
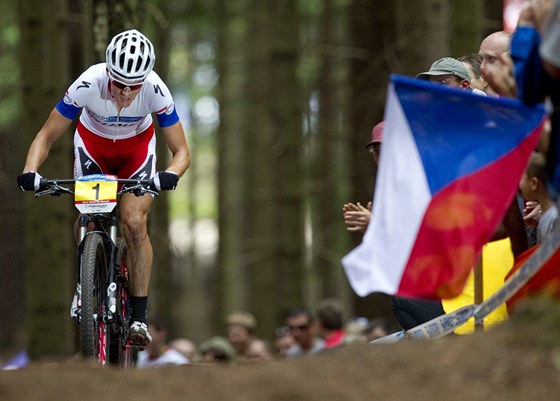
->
<box><xmin>342</xmin><ymin>201</ymin><xmax>372</xmax><ymax>233</ymax></box>
<box><xmin>523</xmin><ymin>200</ymin><xmax>542</xmax><ymax>228</ymax></box>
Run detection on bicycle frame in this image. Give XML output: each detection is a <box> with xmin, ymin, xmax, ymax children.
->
<box><xmin>35</xmin><ymin>174</ymin><xmax>156</xmax><ymax>367</ymax></box>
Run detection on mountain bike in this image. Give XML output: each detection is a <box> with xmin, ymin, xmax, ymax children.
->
<box><xmin>35</xmin><ymin>174</ymin><xmax>157</xmax><ymax>367</ymax></box>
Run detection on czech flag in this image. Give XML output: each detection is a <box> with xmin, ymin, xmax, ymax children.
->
<box><xmin>342</xmin><ymin>75</ymin><xmax>546</xmax><ymax>300</ymax></box>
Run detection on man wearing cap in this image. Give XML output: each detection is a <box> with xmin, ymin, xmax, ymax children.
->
<box><xmin>342</xmin><ymin>121</ymin><xmax>384</xmax><ymax>233</ymax></box>
<box><xmin>416</xmin><ymin>57</ymin><xmax>472</xmax><ymax>88</ymax></box>
<box><xmin>365</xmin><ymin>121</ymin><xmax>384</xmax><ymax>165</ymax></box>
<box><xmin>417</xmin><ymin>57</ymin><xmax>489</xmax><ymax>97</ymax></box>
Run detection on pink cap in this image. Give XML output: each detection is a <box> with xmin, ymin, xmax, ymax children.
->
<box><xmin>365</xmin><ymin>121</ymin><xmax>384</xmax><ymax>148</ymax></box>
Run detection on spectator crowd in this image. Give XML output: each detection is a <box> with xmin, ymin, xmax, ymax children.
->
<box><xmin>137</xmin><ymin>302</ymin><xmax>399</xmax><ymax>368</ymax></box>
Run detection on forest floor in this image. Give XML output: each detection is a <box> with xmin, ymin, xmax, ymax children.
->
<box><xmin>1</xmin><ymin>298</ymin><xmax>560</xmax><ymax>401</ymax></box>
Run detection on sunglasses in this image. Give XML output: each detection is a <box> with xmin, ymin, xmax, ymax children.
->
<box><xmin>111</xmin><ymin>79</ymin><xmax>143</xmax><ymax>91</ymax></box>
<box><xmin>288</xmin><ymin>323</ymin><xmax>310</xmax><ymax>332</ymax></box>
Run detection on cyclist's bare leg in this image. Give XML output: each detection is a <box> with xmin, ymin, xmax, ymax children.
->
<box><xmin>119</xmin><ymin>192</ymin><xmax>154</xmax><ymax>297</ymax></box>
<box><xmin>119</xmin><ymin>192</ymin><xmax>154</xmax><ymax>346</ymax></box>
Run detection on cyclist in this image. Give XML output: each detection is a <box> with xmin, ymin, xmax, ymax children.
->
<box><xmin>17</xmin><ymin>29</ymin><xmax>191</xmax><ymax>347</ymax></box>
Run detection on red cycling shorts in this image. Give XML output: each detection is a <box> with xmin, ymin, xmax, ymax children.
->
<box><xmin>73</xmin><ymin>122</ymin><xmax>156</xmax><ymax>180</ymax></box>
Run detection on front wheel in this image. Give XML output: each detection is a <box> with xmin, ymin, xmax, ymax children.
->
<box><xmin>80</xmin><ymin>233</ymin><xmax>109</xmax><ymax>362</ymax></box>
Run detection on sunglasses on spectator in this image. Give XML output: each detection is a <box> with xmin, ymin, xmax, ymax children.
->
<box><xmin>429</xmin><ymin>77</ymin><xmax>462</xmax><ymax>86</ymax></box>
<box><xmin>111</xmin><ymin>79</ymin><xmax>143</xmax><ymax>91</ymax></box>
<box><xmin>288</xmin><ymin>323</ymin><xmax>310</xmax><ymax>332</ymax></box>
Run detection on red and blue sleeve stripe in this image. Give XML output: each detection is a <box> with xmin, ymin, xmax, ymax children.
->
<box><xmin>155</xmin><ymin>106</ymin><xmax>180</xmax><ymax>128</ymax></box>
<box><xmin>56</xmin><ymin>99</ymin><xmax>81</xmax><ymax>120</ymax></box>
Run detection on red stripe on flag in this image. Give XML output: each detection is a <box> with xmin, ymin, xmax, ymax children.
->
<box><xmin>397</xmin><ymin>125</ymin><xmax>542</xmax><ymax>299</ymax></box>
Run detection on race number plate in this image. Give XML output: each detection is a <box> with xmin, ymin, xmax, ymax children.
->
<box><xmin>74</xmin><ymin>174</ymin><xmax>118</xmax><ymax>214</ymax></box>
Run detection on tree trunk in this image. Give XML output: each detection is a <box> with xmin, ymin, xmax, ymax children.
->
<box><xmin>0</xmin><ymin>2</ymin><xmax>25</xmax><ymax>355</ymax></box>
<box><xmin>450</xmin><ymin>0</ymin><xmax>484</xmax><ymax>57</ymax></box>
<box><xmin>91</xmin><ymin>0</ymin><xmax>146</xmax><ymax>62</ymax></box>
<box><xmin>245</xmin><ymin>0</ymin><xmax>281</xmax><ymax>337</ymax></box>
<box><xmin>146</xmin><ymin>1</ymin><xmax>174</xmax><ymax>334</ymax></box>
<box><xmin>394</xmin><ymin>0</ymin><xmax>449</xmax><ymax>76</ymax></box>
<box><xmin>310</xmin><ymin>0</ymin><xmax>352</xmax><ymax>304</ymax></box>
<box><xmin>484</xmin><ymin>0</ymin><xmax>506</xmax><ymax>35</ymax></box>
<box><xmin>243</xmin><ymin>0</ymin><xmax>305</xmax><ymax>338</ymax></box>
<box><xmin>20</xmin><ymin>0</ymin><xmax>75</xmax><ymax>358</ymax></box>
<box><xmin>347</xmin><ymin>0</ymin><xmax>401</xmax><ymax>323</ymax></box>
<box><xmin>268</xmin><ymin>0</ymin><xmax>305</xmax><ymax>332</ymax></box>
<box><xmin>216</xmin><ymin>0</ymin><xmax>251</xmax><ymax>333</ymax></box>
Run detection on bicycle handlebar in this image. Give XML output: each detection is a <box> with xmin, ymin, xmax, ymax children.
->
<box><xmin>35</xmin><ymin>177</ymin><xmax>158</xmax><ymax>198</ymax></box>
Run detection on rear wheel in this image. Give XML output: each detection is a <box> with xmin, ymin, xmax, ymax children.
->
<box><xmin>109</xmin><ymin>238</ymin><xmax>135</xmax><ymax>367</ymax></box>
<box><xmin>80</xmin><ymin>233</ymin><xmax>108</xmax><ymax>362</ymax></box>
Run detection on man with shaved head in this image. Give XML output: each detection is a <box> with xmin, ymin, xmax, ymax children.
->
<box><xmin>478</xmin><ymin>31</ymin><xmax>512</xmax><ymax>95</ymax></box>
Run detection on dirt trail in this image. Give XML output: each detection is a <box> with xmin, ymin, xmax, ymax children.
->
<box><xmin>1</xmin><ymin>300</ymin><xmax>560</xmax><ymax>401</ymax></box>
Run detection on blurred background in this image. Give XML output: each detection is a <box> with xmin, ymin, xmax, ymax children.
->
<box><xmin>0</xmin><ymin>0</ymin><xmax>515</xmax><ymax>359</ymax></box>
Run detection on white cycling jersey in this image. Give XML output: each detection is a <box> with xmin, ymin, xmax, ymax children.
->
<box><xmin>56</xmin><ymin>63</ymin><xmax>179</xmax><ymax>140</ymax></box>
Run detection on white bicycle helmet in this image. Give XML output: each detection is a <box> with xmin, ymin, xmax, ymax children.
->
<box><xmin>106</xmin><ymin>29</ymin><xmax>155</xmax><ymax>83</ymax></box>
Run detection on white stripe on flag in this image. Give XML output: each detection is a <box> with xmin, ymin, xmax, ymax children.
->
<box><xmin>342</xmin><ymin>84</ymin><xmax>431</xmax><ymax>296</ymax></box>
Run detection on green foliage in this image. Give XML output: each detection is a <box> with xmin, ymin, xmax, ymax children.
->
<box><xmin>1</xmin><ymin>23</ymin><xmax>19</xmax><ymax>44</ymax></box>
<box><xmin>169</xmin><ymin>136</ymin><xmax>217</xmax><ymax>219</ymax></box>
<box><xmin>298</xmin><ymin>54</ymin><xmax>321</xmax><ymax>90</ymax></box>
<box><xmin>0</xmin><ymin>7</ymin><xmax>20</xmax><ymax>128</ymax></box>
<box><xmin>298</xmin><ymin>0</ymin><xmax>323</xmax><ymax>15</ymax></box>
<box><xmin>298</xmin><ymin>0</ymin><xmax>351</xmax><ymax>15</ymax></box>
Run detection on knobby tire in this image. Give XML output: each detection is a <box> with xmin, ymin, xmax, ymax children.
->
<box><xmin>80</xmin><ymin>233</ymin><xmax>108</xmax><ymax>361</ymax></box>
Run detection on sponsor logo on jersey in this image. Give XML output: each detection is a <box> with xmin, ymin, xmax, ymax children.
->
<box><xmin>77</xmin><ymin>80</ymin><xmax>92</xmax><ymax>90</ymax></box>
<box><xmin>130</xmin><ymin>156</ymin><xmax>154</xmax><ymax>181</ymax></box>
<box><xmin>77</xmin><ymin>147</ymin><xmax>102</xmax><ymax>175</ymax></box>
<box><xmin>64</xmin><ymin>92</ymin><xmax>74</xmax><ymax>105</ymax></box>
<box><xmin>86</xmin><ymin>110</ymin><xmax>144</xmax><ymax>127</ymax></box>
<box><xmin>154</xmin><ymin>84</ymin><xmax>165</xmax><ymax>97</ymax></box>
<box><xmin>165</xmin><ymin>103</ymin><xmax>175</xmax><ymax>115</ymax></box>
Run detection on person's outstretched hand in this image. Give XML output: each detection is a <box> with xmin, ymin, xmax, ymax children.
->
<box><xmin>342</xmin><ymin>201</ymin><xmax>372</xmax><ymax>233</ymax></box>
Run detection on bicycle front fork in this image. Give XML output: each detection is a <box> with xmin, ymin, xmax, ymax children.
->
<box><xmin>75</xmin><ymin>214</ymin><xmax>119</xmax><ymax>324</ymax></box>
<box><xmin>78</xmin><ymin>215</ymin><xmax>88</xmax><ymax>244</ymax></box>
<box><xmin>78</xmin><ymin>214</ymin><xmax>118</xmax><ymax>244</ymax></box>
